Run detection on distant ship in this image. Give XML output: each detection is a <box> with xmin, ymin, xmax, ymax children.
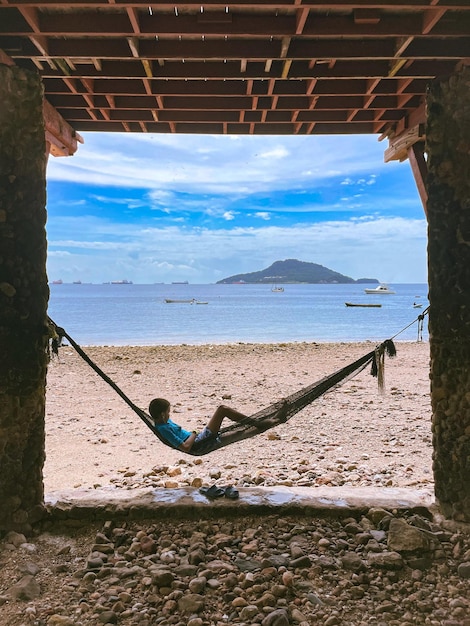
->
<box><xmin>111</xmin><ymin>279</ymin><xmax>133</xmax><ymax>284</ymax></box>
<box><xmin>51</xmin><ymin>279</ymin><xmax>63</xmax><ymax>284</ymax></box>
<box><xmin>72</xmin><ymin>280</ymin><xmax>82</xmax><ymax>284</ymax></box>
<box><xmin>172</xmin><ymin>281</ymin><xmax>189</xmax><ymax>284</ymax></box>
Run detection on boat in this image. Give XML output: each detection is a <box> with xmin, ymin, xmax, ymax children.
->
<box><xmin>172</xmin><ymin>281</ymin><xmax>189</xmax><ymax>284</ymax></box>
<box><xmin>111</xmin><ymin>279</ymin><xmax>133</xmax><ymax>284</ymax></box>
<box><xmin>165</xmin><ymin>298</ymin><xmax>209</xmax><ymax>304</ymax></box>
<box><xmin>271</xmin><ymin>285</ymin><xmax>284</xmax><ymax>292</ymax></box>
<box><xmin>345</xmin><ymin>302</ymin><xmax>382</xmax><ymax>308</ymax></box>
<box><xmin>364</xmin><ymin>284</ymin><xmax>395</xmax><ymax>295</ymax></box>
<box><xmin>51</xmin><ymin>279</ymin><xmax>63</xmax><ymax>284</ymax></box>
<box><xmin>413</xmin><ymin>302</ymin><xmax>423</xmax><ymax>308</ymax></box>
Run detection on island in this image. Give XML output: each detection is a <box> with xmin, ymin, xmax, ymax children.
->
<box><xmin>216</xmin><ymin>259</ymin><xmax>378</xmax><ymax>285</ymax></box>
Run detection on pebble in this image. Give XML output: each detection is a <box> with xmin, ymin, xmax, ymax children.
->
<box><xmin>1</xmin><ymin>511</ymin><xmax>469</xmax><ymax>625</ymax></box>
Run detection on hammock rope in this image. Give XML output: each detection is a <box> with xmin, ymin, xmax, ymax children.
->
<box><xmin>47</xmin><ymin>311</ymin><xmax>426</xmax><ymax>456</ymax></box>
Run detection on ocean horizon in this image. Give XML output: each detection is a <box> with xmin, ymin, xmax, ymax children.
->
<box><xmin>48</xmin><ymin>282</ymin><xmax>429</xmax><ymax>346</ymax></box>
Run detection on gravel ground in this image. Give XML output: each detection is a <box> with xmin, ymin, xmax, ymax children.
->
<box><xmin>1</xmin><ymin>509</ymin><xmax>470</xmax><ymax>626</ymax></box>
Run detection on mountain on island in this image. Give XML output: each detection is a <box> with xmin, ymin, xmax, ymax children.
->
<box><xmin>217</xmin><ymin>259</ymin><xmax>379</xmax><ymax>285</ymax></box>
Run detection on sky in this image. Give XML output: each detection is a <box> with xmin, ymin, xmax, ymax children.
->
<box><xmin>45</xmin><ymin>132</ymin><xmax>428</xmax><ymax>285</ymax></box>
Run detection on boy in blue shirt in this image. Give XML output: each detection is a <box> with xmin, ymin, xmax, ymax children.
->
<box><xmin>149</xmin><ymin>397</ymin><xmax>248</xmax><ymax>453</ymax></box>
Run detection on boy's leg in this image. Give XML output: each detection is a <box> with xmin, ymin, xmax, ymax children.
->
<box><xmin>206</xmin><ymin>405</ymin><xmax>247</xmax><ymax>432</ymax></box>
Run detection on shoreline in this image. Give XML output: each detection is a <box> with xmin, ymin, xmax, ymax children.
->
<box><xmin>56</xmin><ymin>338</ymin><xmax>429</xmax><ymax>348</ymax></box>
<box><xmin>45</xmin><ymin>340</ymin><xmax>433</xmax><ymax>496</ymax></box>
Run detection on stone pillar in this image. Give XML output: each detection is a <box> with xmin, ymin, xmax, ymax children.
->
<box><xmin>426</xmin><ymin>66</ymin><xmax>470</xmax><ymax>522</ymax></box>
<box><xmin>0</xmin><ymin>65</ymin><xmax>48</xmax><ymax>533</ymax></box>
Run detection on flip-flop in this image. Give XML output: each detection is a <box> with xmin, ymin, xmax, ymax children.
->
<box><xmin>199</xmin><ymin>485</ymin><xmax>225</xmax><ymax>499</ymax></box>
<box><xmin>223</xmin><ymin>485</ymin><xmax>239</xmax><ymax>500</ymax></box>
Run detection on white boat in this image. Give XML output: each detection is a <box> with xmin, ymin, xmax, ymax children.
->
<box><xmin>364</xmin><ymin>284</ymin><xmax>395</xmax><ymax>295</ymax></box>
<box><xmin>271</xmin><ymin>285</ymin><xmax>284</xmax><ymax>292</ymax></box>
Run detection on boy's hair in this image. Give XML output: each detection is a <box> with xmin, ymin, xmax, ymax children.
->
<box><xmin>149</xmin><ymin>397</ymin><xmax>170</xmax><ymax>419</ymax></box>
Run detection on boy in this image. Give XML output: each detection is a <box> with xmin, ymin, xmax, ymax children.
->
<box><xmin>149</xmin><ymin>398</ymin><xmax>248</xmax><ymax>453</ymax></box>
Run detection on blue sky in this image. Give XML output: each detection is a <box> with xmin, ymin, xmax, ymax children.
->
<box><xmin>45</xmin><ymin>132</ymin><xmax>428</xmax><ymax>285</ymax></box>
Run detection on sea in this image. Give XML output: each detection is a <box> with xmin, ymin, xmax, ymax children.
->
<box><xmin>48</xmin><ymin>283</ymin><xmax>429</xmax><ymax>346</ymax></box>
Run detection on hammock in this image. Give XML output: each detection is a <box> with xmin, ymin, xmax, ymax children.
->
<box><xmin>47</xmin><ymin>317</ymin><xmax>396</xmax><ymax>457</ymax></box>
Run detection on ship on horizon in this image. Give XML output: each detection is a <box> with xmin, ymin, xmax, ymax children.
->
<box><xmin>171</xmin><ymin>280</ymin><xmax>189</xmax><ymax>284</ymax></box>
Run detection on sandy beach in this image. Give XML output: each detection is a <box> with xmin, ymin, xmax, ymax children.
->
<box><xmin>44</xmin><ymin>340</ymin><xmax>434</xmax><ymax>496</ymax></box>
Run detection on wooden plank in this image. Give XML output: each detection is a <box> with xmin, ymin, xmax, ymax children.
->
<box><xmin>408</xmin><ymin>142</ymin><xmax>428</xmax><ymax>216</ymax></box>
<box><xmin>43</xmin><ymin>98</ymin><xmax>83</xmax><ymax>156</ymax></box>
<box><xmin>384</xmin><ymin>123</ymin><xmax>425</xmax><ymax>162</ymax></box>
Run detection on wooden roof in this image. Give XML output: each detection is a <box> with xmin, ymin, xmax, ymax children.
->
<box><xmin>1</xmin><ymin>1</ymin><xmax>470</xmax><ymax>144</ymax></box>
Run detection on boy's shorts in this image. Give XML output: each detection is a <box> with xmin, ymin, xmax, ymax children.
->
<box><xmin>194</xmin><ymin>426</ymin><xmax>214</xmax><ymax>443</ymax></box>
<box><xmin>192</xmin><ymin>427</ymin><xmax>222</xmax><ymax>454</ymax></box>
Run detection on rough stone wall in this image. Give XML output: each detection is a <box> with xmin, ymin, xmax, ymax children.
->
<box><xmin>426</xmin><ymin>66</ymin><xmax>470</xmax><ymax>522</ymax></box>
<box><xmin>0</xmin><ymin>65</ymin><xmax>48</xmax><ymax>533</ymax></box>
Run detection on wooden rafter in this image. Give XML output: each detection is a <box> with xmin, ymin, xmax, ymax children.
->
<box><xmin>0</xmin><ymin>0</ymin><xmax>468</xmax><ymax>143</ymax></box>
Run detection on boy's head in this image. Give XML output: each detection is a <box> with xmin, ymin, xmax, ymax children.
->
<box><xmin>149</xmin><ymin>397</ymin><xmax>170</xmax><ymax>420</ymax></box>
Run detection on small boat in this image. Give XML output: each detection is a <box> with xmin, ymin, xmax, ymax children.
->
<box><xmin>345</xmin><ymin>302</ymin><xmax>382</xmax><ymax>308</ymax></box>
<box><xmin>413</xmin><ymin>302</ymin><xmax>423</xmax><ymax>308</ymax></box>
<box><xmin>271</xmin><ymin>285</ymin><xmax>284</xmax><ymax>292</ymax></box>
<box><xmin>51</xmin><ymin>279</ymin><xmax>63</xmax><ymax>284</ymax></box>
<box><xmin>364</xmin><ymin>284</ymin><xmax>395</xmax><ymax>295</ymax></box>
<box><xmin>165</xmin><ymin>298</ymin><xmax>195</xmax><ymax>303</ymax></box>
<box><xmin>192</xmin><ymin>300</ymin><xmax>208</xmax><ymax>305</ymax></box>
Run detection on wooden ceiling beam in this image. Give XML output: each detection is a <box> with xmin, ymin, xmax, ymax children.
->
<box><xmin>0</xmin><ymin>48</ymin><xmax>82</xmax><ymax>156</ymax></box>
<box><xmin>408</xmin><ymin>142</ymin><xmax>428</xmax><ymax>214</ymax></box>
<box><xmin>2</xmin><ymin>1</ymin><xmax>468</xmax><ymax>138</ymax></box>
<box><xmin>422</xmin><ymin>8</ymin><xmax>447</xmax><ymax>35</ymax></box>
<box><xmin>4</xmin><ymin>1</ymin><xmax>470</xmax><ymax>8</ymax></box>
<box><xmin>43</xmin><ymin>98</ymin><xmax>83</xmax><ymax>156</ymax></box>
<box><xmin>384</xmin><ymin>123</ymin><xmax>425</xmax><ymax>163</ymax></box>
<box><xmin>126</xmin><ymin>7</ymin><xmax>141</xmax><ymax>34</ymax></box>
<box><xmin>18</xmin><ymin>36</ymin><xmax>467</xmax><ymax>62</ymax></box>
<box><xmin>18</xmin><ymin>57</ymin><xmax>456</xmax><ymax>81</ymax></box>
<box><xmin>8</xmin><ymin>12</ymin><xmax>469</xmax><ymax>39</ymax></box>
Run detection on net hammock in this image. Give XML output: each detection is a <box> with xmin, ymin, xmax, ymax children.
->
<box><xmin>47</xmin><ymin>317</ymin><xmax>398</xmax><ymax>456</ymax></box>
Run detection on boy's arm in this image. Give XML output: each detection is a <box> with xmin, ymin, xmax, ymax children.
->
<box><xmin>179</xmin><ymin>432</ymin><xmax>197</xmax><ymax>452</ymax></box>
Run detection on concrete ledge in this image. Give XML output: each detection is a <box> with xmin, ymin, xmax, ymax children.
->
<box><xmin>43</xmin><ymin>485</ymin><xmax>436</xmax><ymax>523</ymax></box>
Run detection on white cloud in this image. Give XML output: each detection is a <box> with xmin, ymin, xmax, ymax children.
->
<box><xmin>45</xmin><ymin>132</ymin><xmax>425</xmax><ymax>286</ymax></box>
<box><xmin>47</xmin><ymin>215</ymin><xmax>428</xmax><ymax>284</ymax></box>
<box><xmin>47</xmin><ymin>133</ymin><xmax>400</xmax><ymax>196</ymax></box>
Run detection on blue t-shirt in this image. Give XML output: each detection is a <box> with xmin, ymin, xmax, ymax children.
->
<box><xmin>155</xmin><ymin>418</ymin><xmax>192</xmax><ymax>449</ymax></box>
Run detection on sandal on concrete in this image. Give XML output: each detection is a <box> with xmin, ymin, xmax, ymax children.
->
<box><xmin>199</xmin><ymin>485</ymin><xmax>225</xmax><ymax>499</ymax></box>
<box><xmin>224</xmin><ymin>485</ymin><xmax>239</xmax><ymax>500</ymax></box>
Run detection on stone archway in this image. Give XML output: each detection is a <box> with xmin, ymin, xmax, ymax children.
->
<box><xmin>1</xmin><ymin>63</ymin><xmax>470</xmax><ymax>531</ymax></box>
